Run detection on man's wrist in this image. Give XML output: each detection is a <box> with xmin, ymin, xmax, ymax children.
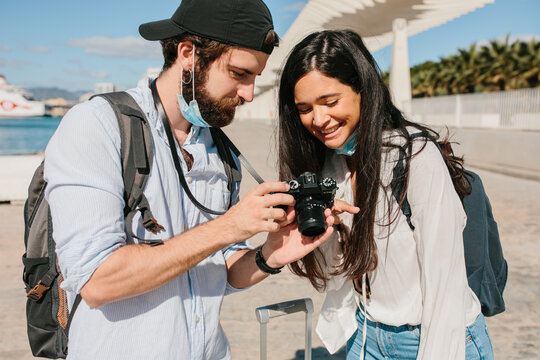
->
<box><xmin>209</xmin><ymin>215</ymin><xmax>242</xmax><ymax>247</ymax></box>
<box><xmin>255</xmin><ymin>246</ymin><xmax>283</xmax><ymax>274</ymax></box>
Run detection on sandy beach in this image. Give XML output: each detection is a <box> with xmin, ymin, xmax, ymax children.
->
<box><xmin>1</xmin><ymin>120</ymin><xmax>539</xmax><ymax>359</ymax></box>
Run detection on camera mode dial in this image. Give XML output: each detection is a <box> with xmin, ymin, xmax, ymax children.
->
<box><xmin>289</xmin><ymin>180</ymin><xmax>300</xmax><ymax>190</ymax></box>
<box><xmin>322</xmin><ymin>177</ymin><xmax>336</xmax><ymax>188</ymax></box>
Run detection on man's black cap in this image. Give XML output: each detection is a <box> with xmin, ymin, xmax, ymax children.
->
<box><xmin>139</xmin><ymin>0</ymin><xmax>275</xmax><ymax>54</ymax></box>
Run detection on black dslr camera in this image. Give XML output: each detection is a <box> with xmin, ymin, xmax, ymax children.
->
<box><xmin>283</xmin><ymin>172</ymin><xmax>337</xmax><ymax>237</ymax></box>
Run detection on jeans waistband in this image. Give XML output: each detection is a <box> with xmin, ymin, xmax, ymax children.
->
<box><xmin>356</xmin><ymin>304</ymin><xmax>420</xmax><ymax>333</ymax></box>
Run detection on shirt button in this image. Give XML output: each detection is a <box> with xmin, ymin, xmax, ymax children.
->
<box><xmin>195</xmin><ymin>315</ymin><xmax>200</xmax><ymax>323</ymax></box>
<box><xmin>187</xmin><ymin>176</ymin><xmax>192</xmax><ymax>183</ymax></box>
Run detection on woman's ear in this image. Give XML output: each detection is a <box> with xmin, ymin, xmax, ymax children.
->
<box><xmin>176</xmin><ymin>41</ymin><xmax>195</xmax><ymax>70</ymax></box>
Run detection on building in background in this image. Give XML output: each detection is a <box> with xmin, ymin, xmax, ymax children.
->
<box><xmin>141</xmin><ymin>67</ymin><xmax>161</xmax><ymax>83</ymax></box>
<box><xmin>94</xmin><ymin>82</ymin><xmax>116</xmax><ymax>95</ymax></box>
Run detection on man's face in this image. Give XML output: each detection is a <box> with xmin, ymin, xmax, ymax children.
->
<box><xmin>182</xmin><ymin>47</ymin><xmax>269</xmax><ymax>127</ymax></box>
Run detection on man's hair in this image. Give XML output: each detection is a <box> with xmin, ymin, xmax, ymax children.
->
<box><xmin>160</xmin><ymin>30</ymin><xmax>279</xmax><ymax>72</ymax></box>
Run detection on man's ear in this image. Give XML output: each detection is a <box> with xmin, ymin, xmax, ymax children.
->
<box><xmin>176</xmin><ymin>41</ymin><xmax>195</xmax><ymax>70</ymax></box>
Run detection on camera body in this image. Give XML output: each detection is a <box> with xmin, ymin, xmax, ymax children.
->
<box><xmin>283</xmin><ymin>172</ymin><xmax>337</xmax><ymax>237</ymax></box>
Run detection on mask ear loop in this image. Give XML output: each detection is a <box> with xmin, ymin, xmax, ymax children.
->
<box><xmin>191</xmin><ymin>44</ymin><xmax>196</xmax><ymax>102</ymax></box>
<box><xmin>180</xmin><ymin>56</ymin><xmax>193</xmax><ymax>98</ymax></box>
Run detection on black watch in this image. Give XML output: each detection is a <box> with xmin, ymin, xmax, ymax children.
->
<box><xmin>255</xmin><ymin>246</ymin><xmax>284</xmax><ymax>274</ymax></box>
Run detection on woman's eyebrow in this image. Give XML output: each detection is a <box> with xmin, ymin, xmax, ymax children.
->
<box><xmin>295</xmin><ymin>93</ymin><xmax>341</xmax><ymax>105</ymax></box>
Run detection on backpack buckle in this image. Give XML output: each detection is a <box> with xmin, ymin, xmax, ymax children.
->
<box><xmin>142</xmin><ymin>217</ymin><xmax>165</xmax><ymax>234</ymax></box>
<box><xmin>27</xmin><ymin>280</ymin><xmax>50</xmax><ymax>302</ymax></box>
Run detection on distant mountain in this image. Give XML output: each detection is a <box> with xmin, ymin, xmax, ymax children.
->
<box><xmin>27</xmin><ymin>87</ymin><xmax>90</xmax><ymax>102</ymax></box>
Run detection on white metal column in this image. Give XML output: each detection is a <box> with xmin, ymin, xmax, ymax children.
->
<box><xmin>389</xmin><ymin>18</ymin><xmax>412</xmax><ymax>115</ymax></box>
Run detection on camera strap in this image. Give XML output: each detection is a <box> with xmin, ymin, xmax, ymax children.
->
<box><xmin>210</xmin><ymin>127</ymin><xmax>265</xmax><ymax>185</ymax></box>
<box><xmin>150</xmin><ymin>79</ymin><xmax>264</xmax><ymax>216</ymax></box>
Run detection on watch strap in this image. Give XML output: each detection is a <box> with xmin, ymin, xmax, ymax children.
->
<box><xmin>255</xmin><ymin>246</ymin><xmax>283</xmax><ymax>274</ymax></box>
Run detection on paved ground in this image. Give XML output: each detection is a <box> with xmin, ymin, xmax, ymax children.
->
<box><xmin>1</xmin><ymin>120</ymin><xmax>539</xmax><ymax>359</ymax></box>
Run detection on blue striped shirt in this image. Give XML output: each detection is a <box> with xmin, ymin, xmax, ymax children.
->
<box><xmin>44</xmin><ymin>79</ymin><xmax>248</xmax><ymax>359</ymax></box>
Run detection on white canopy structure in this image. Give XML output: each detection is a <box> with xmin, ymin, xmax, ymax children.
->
<box><xmin>236</xmin><ymin>0</ymin><xmax>494</xmax><ymax>120</ymax></box>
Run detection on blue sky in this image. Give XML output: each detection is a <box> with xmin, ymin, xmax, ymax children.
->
<box><xmin>1</xmin><ymin>0</ymin><xmax>538</xmax><ymax>92</ymax></box>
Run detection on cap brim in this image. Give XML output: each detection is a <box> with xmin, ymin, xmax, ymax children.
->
<box><xmin>139</xmin><ymin>19</ymin><xmax>186</xmax><ymax>41</ymax></box>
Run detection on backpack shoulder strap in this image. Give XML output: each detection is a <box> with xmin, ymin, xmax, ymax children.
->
<box><xmin>209</xmin><ymin>127</ymin><xmax>241</xmax><ymax>206</ymax></box>
<box><xmin>91</xmin><ymin>92</ymin><xmax>164</xmax><ymax>245</ymax></box>
<box><xmin>390</xmin><ymin>146</ymin><xmax>415</xmax><ymax>230</ymax></box>
<box><xmin>391</xmin><ymin>131</ymin><xmax>437</xmax><ymax>231</ymax></box>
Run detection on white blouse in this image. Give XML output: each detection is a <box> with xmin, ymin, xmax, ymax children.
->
<box><xmin>315</xmin><ymin>130</ymin><xmax>481</xmax><ymax>359</ymax></box>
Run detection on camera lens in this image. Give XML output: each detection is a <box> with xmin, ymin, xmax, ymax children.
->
<box><xmin>295</xmin><ymin>197</ymin><xmax>327</xmax><ymax>237</ymax></box>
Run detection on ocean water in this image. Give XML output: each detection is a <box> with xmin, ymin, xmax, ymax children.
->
<box><xmin>0</xmin><ymin>116</ymin><xmax>61</xmax><ymax>155</ymax></box>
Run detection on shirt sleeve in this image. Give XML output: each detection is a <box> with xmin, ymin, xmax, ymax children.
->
<box><xmin>44</xmin><ymin>98</ymin><xmax>126</xmax><ymax>295</ymax></box>
<box><xmin>407</xmin><ymin>141</ymin><xmax>468</xmax><ymax>359</ymax></box>
<box><xmin>221</xmin><ymin>165</ymin><xmax>254</xmax><ymax>295</ymax></box>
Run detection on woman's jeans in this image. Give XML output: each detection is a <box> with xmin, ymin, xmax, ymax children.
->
<box><xmin>346</xmin><ymin>309</ymin><xmax>494</xmax><ymax>359</ymax></box>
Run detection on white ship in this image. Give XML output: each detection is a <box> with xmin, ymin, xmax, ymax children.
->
<box><xmin>0</xmin><ymin>75</ymin><xmax>45</xmax><ymax>118</ymax></box>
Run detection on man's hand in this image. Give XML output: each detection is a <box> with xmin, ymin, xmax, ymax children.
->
<box><xmin>261</xmin><ymin>207</ymin><xmax>335</xmax><ymax>269</ymax></box>
<box><xmin>219</xmin><ymin>181</ymin><xmax>295</xmax><ymax>243</ymax></box>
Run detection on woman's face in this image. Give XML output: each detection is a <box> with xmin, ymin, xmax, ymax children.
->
<box><xmin>294</xmin><ymin>70</ymin><xmax>361</xmax><ymax>149</ymax></box>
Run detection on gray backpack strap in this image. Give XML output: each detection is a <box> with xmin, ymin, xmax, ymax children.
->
<box><xmin>209</xmin><ymin>127</ymin><xmax>240</xmax><ymax>208</ymax></box>
<box><xmin>92</xmin><ymin>92</ymin><xmax>164</xmax><ymax>246</ymax></box>
<box><xmin>391</xmin><ymin>131</ymin><xmax>432</xmax><ymax>231</ymax></box>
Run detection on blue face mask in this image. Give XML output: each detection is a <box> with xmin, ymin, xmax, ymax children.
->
<box><xmin>177</xmin><ymin>94</ymin><xmax>208</xmax><ymax>128</ymax></box>
<box><xmin>177</xmin><ymin>45</ymin><xmax>209</xmax><ymax>128</ymax></box>
<box><xmin>335</xmin><ymin>132</ymin><xmax>357</xmax><ymax>156</ymax></box>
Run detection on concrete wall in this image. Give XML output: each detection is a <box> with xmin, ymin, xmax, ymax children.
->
<box><xmin>0</xmin><ymin>154</ymin><xmax>44</xmax><ymax>203</ymax></box>
<box><xmin>440</xmin><ymin>127</ymin><xmax>540</xmax><ymax>181</ymax></box>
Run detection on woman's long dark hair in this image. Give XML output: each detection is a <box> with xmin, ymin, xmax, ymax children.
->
<box><xmin>277</xmin><ymin>30</ymin><xmax>469</xmax><ymax>290</ymax></box>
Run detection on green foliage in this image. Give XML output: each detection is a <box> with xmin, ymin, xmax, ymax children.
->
<box><xmin>408</xmin><ymin>35</ymin><xmax>539</xmax><ymax>97</ymax></box>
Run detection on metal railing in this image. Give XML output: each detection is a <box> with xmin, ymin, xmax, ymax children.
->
<box><xmin>406</xmin><ymin>87</ymin><xmax>540</xmax><ymax>130</ymax></box>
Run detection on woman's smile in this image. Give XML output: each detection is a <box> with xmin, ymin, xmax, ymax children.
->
<box><xmin>320</xmin><ymin>124</ymin><xmax>341</xmax><ymax>135</ymax></box>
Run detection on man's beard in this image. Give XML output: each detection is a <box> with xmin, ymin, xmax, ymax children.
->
<box><xmin>181</xmin><ymin>69</ymin><xmax>244</xmax><ymax>128</ymax></box>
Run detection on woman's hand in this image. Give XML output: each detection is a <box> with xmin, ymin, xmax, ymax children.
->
<box><xmin>331</xmin><ymin>199</ymin><xmax>359</xmax><ymax>225</ymax></box>
<box><xmin>261</xmin><ymin>208</ymin><xmax>335</xmax><ymax>268</ymax></box>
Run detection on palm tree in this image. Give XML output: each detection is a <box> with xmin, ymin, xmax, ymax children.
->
<box><xmin>411</xmin><ymin>61</ymin><xmax>438</xmax><ymax>97</ymax></box>
<box><xmin>513</xmin><ymin>39</ymin><xmax>540</xmax><ymax>88</ymax></box>
<box><xmin>407</xmin><ymin>35</ymin><xmax>539</xmax><ymax>97</ymax></box>
<box><xmin>480</xmin><ymin>34</ymin><xmax>520</xmax><ymax>91</ymax></box>
<box><xmin>437</xmin><ymin>55</ymin><xmax>461</xmax><ymax>95</ymax></box>
<box><xmin>453</xmin><ymin>44</ymin><xmax>486</xmax><ymax>93</ymax></box>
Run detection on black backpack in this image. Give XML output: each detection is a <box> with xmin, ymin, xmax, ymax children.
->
<box><xmin>392</xmin><ymin>132</ymin><xmax>508</xmax><ymax>317</ymax></box>
<box><xmin>22</xmin><ymin>92</ymin><xmax>241</xmax><ymax>358</ymax></box>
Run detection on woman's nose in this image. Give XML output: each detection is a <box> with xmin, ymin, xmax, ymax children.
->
<box><xmin>312</xmin><ymin>106</ymin><xmax>329</xmax><ymax>127</ymax></box>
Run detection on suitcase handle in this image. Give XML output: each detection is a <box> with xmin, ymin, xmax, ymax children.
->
<box><xmin>255</xmin><ymin>298</ymin><xmax>313</xmax><ymax>360</ymax></box>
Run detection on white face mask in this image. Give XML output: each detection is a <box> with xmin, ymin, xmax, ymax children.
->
<box><xmin>177</xmin><ymin>45</ymin><xmax>210</xmax><ymax>128</ymax></box>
